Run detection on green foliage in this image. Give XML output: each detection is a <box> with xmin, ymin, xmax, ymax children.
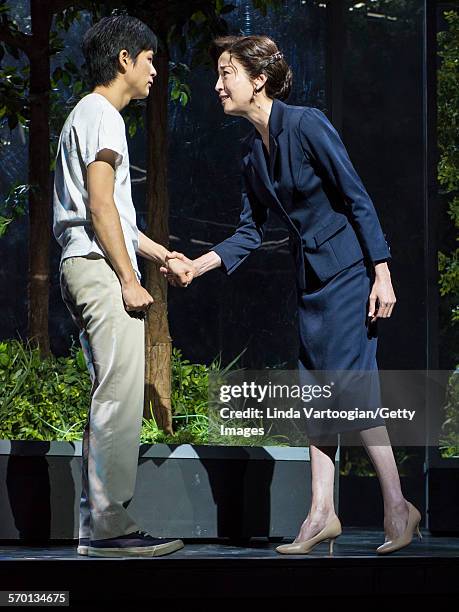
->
<box><xmin>437</xmin><ymin>11</ymin><xmax>459</xmax><ymax>322</ymax></box>
<box><xmin>140</xmin><ymin>346</ymin><xmax>216</xmax><ymax>445</ymax></box>
<box><xmin>0</xmin><ymin>182</ymin><xmax>30</xmax><ymax>236</ymax></box>
<box><xmin>0</xmin><ymin>340</ymin><xmax>293</xmax><ymax>447</ymax></box>
<box><xmin>437</xmin><ymin>11</ymin><xmax>459</xmax><ymax>194</ymax></box>
<box><xmin>439</xmin><ymin>368</ymin><xmax>459</xmax><ymax>459</ymax></box>
<box><xmin>339</xmin><ymin>446</ymin><xmax>416</xmax><ymax>477</ymax></box>
<box><xmin>437</xmin><ymin>11</ymin><xmax>459</xmax><ymax>459</ymax></box>
<box><xmin>140</xmin><ymin>346</ymin><xmax>286</xmax><ymax>446</ymax></box>
<box><xmin>0</xmin><ymin>339</ymin><xmax>90</xmax><ymax>441</ymax></box>
<box><xmin>170</xmin><ymin>62</ymin><xmax>192</xmax><ymax>107</ymax></box>
<box><xmin>0</xmin><ymin>340</ymin><xmax>246</xmax><ymax>445</ymax></box>
<box><xmin>121</xmin><ymin>100</ymin><xmax>145</xmax><ymax>140</ymax></box>
<box><xmin>438</xmin><ymin>243</ymin><xmax>459</xmax><ymax>324</ymax></box>
<box><xmin>171</xmin><ymin>347</ymin><xmax>212</xmax><ymax>420</ymax></box>
<box><xmin>0</xmin><ymin>63</ymin><xmax>29</xmax><ymax>131</ymax></box>
<box><xmin>141</xmin><ymin>404</ymin><xmax>209</xmax><ymax>445</ymax></box>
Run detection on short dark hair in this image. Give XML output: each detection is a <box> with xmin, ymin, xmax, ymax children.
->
<box><xmin>82</xmin><ymin>15</ymin><xmax>158</xmax><ymax>89</ymax></box>
<box><xmin>210</xmin><ymin>35</ymin><xmax>292</xmax><ymax>101</ymax></box>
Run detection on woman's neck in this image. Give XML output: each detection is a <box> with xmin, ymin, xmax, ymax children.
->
<box><xmin>241</xmin><ymin>97</ymin><xmax>273</xmax><ymax>145</ymax></box>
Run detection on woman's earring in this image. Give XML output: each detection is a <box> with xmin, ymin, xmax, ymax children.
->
<box><xmin>252</xmin><ymin>87</ymin><xmax>261</xmax><ymax>109</ymax></box>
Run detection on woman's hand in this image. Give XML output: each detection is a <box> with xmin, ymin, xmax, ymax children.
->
<box><xmin>160</xmin><ymin>252</ymin><xmax>195</xmax><ymax>287</ymax></box>
<box><xmin>368</xmin><ymin>263</ymin><xmax>396</xmax><ymax>322</ymax></box>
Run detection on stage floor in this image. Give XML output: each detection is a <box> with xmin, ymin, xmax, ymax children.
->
<box><xmin>1</xmin><ymin>527</ymin><xmax>458</xmax><ymax>559</ymax></box>
<box><xmin>1</xmin><ymin>528</ymin><xmax>458</xmax><ymax>605</ymax></box>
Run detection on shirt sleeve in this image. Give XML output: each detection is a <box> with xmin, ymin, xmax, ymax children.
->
<box><xmin>82</xmin><ymin>107</ymin><xmax>125</xmax><ymax>170</ymax></box>
<box><xmin>298</xmin><ymin>107</ymin><xmax>391</xmax><ymax>263</ymax></box>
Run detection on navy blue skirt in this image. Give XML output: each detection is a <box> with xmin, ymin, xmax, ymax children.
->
<box><xmin>296</xmin><ymin>257</ymin><xmax>386</xmax><ymax>440</ymax></box>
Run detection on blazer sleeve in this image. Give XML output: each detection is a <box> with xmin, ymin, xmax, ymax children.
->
<box><xmin>210</xmin><ymin>180</ymin><xmax>270</xmax><ymax>275</ymax></box>
<box><xmin>298</xmin><ymin>107</ymin><xmax>391</xmax><ymax>263</ymax></box>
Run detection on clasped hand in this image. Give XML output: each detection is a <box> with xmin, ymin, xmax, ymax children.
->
<box><xmin>160</xmin><ymin>251</ymin><xmax>195</xmax><ymax>287</ymax></box>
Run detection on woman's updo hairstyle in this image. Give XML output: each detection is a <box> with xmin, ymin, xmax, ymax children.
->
<box><xmin>210</xmin><ymin>35</ymin><xmax>292</xmax><ymax>101</ymax></box>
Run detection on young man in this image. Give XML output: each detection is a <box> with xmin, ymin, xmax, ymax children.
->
<box><xmin>53</xmin><ymin>15</ymin><xmax>193</xmax><ymax>557</ymax></box>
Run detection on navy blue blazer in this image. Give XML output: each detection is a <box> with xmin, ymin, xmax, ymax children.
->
<box><xmin>210</xmin><ymin>98</ymin><xmax>391</xmax><ymax>291</ymax></box>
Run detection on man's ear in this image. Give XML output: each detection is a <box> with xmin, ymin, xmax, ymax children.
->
<box><xmin>118</xmin><ymin>49</ymin><xmax>130</xmax><ymax>72</ymax></box>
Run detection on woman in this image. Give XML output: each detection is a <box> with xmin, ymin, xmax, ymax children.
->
<box><xmin>161</xmin><ymin>35</ymin><xmax>422</xmax><ymax>555</ymax></box>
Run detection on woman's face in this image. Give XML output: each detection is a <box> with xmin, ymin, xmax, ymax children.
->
<box><xmin>215</xmin><ymin>51</ymin><xmax>255</xmax><ymax>115</ymax></box>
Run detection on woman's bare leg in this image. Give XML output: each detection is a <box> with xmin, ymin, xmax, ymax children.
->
<box><xmin>294</xmin><ymin>438</ymin><xmax>338</xmax><ymax>542</ymax></box>
<box><xmin>359</xmin><ymin>425</ymin><xmax>410</xmax><ymax>542</ymax></box>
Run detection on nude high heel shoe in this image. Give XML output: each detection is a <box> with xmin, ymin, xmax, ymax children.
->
<box><xmin>276</xmin><ymin>515</ymin><xmax>342</xmax><ymax>555</ymax></box>
<box><xmin>376</xmin><ymin>500</ymin><xmax>422</xmax><ymax>554</ymax></box>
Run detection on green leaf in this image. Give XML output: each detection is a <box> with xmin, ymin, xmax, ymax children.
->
<box><xmin>76</xmin><ymin>349</ymin><xmax>87</xmax><ymax>372</ymax></box>
<box><xmin>128</xmin><ymin>121</ymin><xmax>137</xmax><ymax>138</ymax></box>
<box><xmin>191</xmin><ymin>11</ymin><xmax>206</xmax><ymax>24</ymax></box>
<box><xmin>0</xmin><ymin>216</ymin><xmax>13</xmax><ymax>237</ymax></box>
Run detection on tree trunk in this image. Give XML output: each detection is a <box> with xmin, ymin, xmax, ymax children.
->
<box><xmin>28</xmin><ymin>0</ymin><xmax>51</xmax><ymax>356</ymax></box>
<box><xmin>144</xmin><ymin>52</ymin><xmax>173</xmax><ymax>434</ymax></box>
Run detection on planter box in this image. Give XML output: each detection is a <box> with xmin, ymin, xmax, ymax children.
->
<box><xmin>0</xmin><ymin>440</ymin><xmax>339</xmax><ymax>541</ymax></box>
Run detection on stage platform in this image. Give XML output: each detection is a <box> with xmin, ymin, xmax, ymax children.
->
<box><xmin>1</xmin><ymin>528</ymin><xmax>458</xmax><ymax>605</ymax></box>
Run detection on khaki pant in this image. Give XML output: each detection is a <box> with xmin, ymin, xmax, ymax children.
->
<box><xmin>59</xmin><ymin>254</ymin><xmax>145</xmax><ymax>540</ymax></box>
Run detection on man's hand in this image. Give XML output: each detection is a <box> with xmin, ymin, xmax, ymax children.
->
<box><xmin>160</xmin><ymin>252</ymin><xmax>195</xmax><ymax>287</ymax></box>
<box><xmin>121</xmin><ymin>278</ymin><xmax>154</xmax><ymax>312</ymax></box>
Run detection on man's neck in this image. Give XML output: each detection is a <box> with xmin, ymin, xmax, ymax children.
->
<box><xmin>92</xmin><ymin>84</ymin><xmax>132</xmax><ymax>112</ymax></box>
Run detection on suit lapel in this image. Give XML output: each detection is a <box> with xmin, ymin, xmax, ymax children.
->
<box><xmin>245</xmin><ymin>99</ymin><xmax>282</xmax><ymax>209</ymax></box>
<box><xmin>268</xmin><ymin>134</ymin><xmax>279</xmax><ymax>183</ymax></box>
<box><xmin>247</xmin><ymin>139</ymin><xmax>279</xmax><ymax>209</ymax></box>
<box><xmin>243</xmin><ymin>99</ymin><xmax>301</xmax><ymax>240</ymax></box>
<box><xmin>246</xmin><ymin>97</ymin><xmax>284</xmax><ymax>187</ymax></box>
<box><xmin>249</xmin><ymin>129</ymin><xmax>279</xmax><ymax>185</ymax></box>
<box><xmin>249</xmin><ymin>136</ymin><xmax>270</xmax><ymax>185</ymax></box>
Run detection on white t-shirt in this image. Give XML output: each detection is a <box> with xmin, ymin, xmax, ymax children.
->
<box><xmin>53</xmin><ymin>92</ymin><xmax>141</xmax><ymax>281</ymax></box>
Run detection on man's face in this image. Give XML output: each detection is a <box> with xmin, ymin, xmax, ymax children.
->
<box><xmin>125</xmin><ymin>49</ymin><xmax>157</xmax><ymax>99</ymax></box>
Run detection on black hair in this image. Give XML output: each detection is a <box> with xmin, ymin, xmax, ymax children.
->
<box><xmin>82</xmin><ymin>15</ymin><xmax>158</xmax><ymax>89</ymax></box>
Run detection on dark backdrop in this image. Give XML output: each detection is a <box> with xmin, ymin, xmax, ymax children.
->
<box><xmin>0</xmin><ymin>0</ymin><xmax>431</xmax><ymax>373</ymax></box>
